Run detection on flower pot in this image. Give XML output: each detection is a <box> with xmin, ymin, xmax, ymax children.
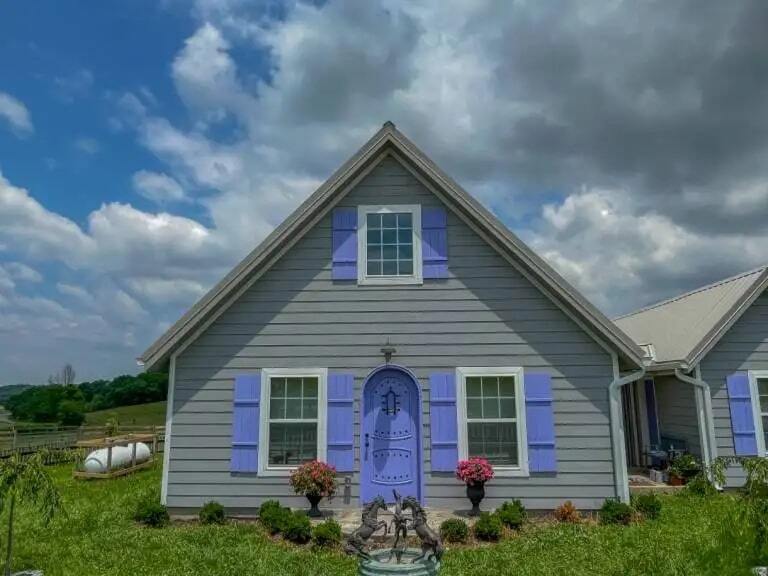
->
<box><xmin>668</xmin><ymin>474</ymin><xmax>684</xmax><ymax>486</ymax></box>
<box><xmin>306</xmin><ymin>493</ymin><xmax>322</xmax><ymax>517</ymax></box>
<box><xmin>466</xmin><ymin>482</ymin><xmax>485</xmax><ymax>516</ymax></box>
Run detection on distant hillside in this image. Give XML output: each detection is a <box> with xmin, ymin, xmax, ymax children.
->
<box><xmin>85</xmin><ymin>401</ymin><xmax>167</xmax><ymax>427</ymax></box>
<box><xmin>0</xmin><ymin>384</ymin><xmax>32</xmax><ymax>404</ymax></box>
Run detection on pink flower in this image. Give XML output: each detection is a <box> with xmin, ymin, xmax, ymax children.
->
<box><xmin>455</xmin><ymin>458</ymin><xmax>494</xmax><ymax>485</ymax></box>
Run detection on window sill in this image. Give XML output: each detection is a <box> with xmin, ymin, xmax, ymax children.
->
<box><xmin>358</xmin><ymin>276</ymin><xmax>423</xmax><ymax>286</ymax></box>
<box><xmin>489</xmin><ymin>467</ymin><xmax>530</xmax><ymax>478</ymax></box>
<box><xmin>257</xmin><ymin>467</ymin><xmax>297</xmax><ymax>477</ymax></box>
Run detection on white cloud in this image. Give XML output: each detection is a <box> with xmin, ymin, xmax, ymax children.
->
<box><xmin>53</xmin><ymin>69</ymin><xmax>94</xmax><ymax>102</ymax></box>
<box><xmin>4</xmin><ymin>262</ymin><xmax>42</xmax><ymax>283</ymax></box>
<box><xmin>0</xmin><ymin>92</ymin><xmax>33</xmax><ymax>136</ymax></box>
<box><xmin>132</xmin><ymin>170</ymin><xmax>186</xmax><ymax>203</ymax></box>
<box><xmin>74</xmin><ymin>137</ymin><xmax>101</xmax><ymax>155</ymax></box>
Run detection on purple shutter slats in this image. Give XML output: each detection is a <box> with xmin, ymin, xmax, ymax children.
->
<box><xmin>644</xmin><ymin>379</ymin><xmax>660</xmax><ymax>446</ymax></box>
<box><xmin>332</xmin><ymin>208</ymin><xmax>357</xmax><ymax>280</ymax></box>
<box><xmin>429</xmin><ymin>372</ymin><xmax>458</xmax><ymax>471</ymax></box>
<box><xmin>327</xmin><ymin>373</ymin><xmax>355</xmax><ymax>471</ymax></box>
<box><xmin>422</xmin><ymin>207</ymin><xmax>448</xmax><ymax>279</ymax></box>
<box><xmin>525</xmin><ymin>372</ymin><xmax>557</xmax><ymax>473</ymax></box>
<box><xmin>727</xmin><ymin>372</ymin><xmax>758</xmax><ymax>456</ymax></box>
<box><xmin>231</xmin><ymin>374</ymin><xmax>261</xmax><ymax>473</ymax></box>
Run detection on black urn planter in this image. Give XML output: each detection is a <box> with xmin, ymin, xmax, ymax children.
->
<box><xmin>306</xmin><ymin>493</ymin><xmax>322</xmax><ymax>517</ymax></box>
<box><xmin>466</xmin><ymin>482</ymin><xmax>485</xmax><ymax>516</ymax></box>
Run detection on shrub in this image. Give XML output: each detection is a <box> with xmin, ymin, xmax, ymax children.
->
<box><xmin>473</xmin><ymin>512</ymin><xmax>503</xmax><ymax>541</ymax></box>
<box><xmin>599</xmin><ymin>498</ymin><xmax>632</xmax><ymax>525</ymax></box>
<box><xmin>311</xmin><ymin>519</ymin><xmax>342</xmax><ymax>548</ymax></box>
<box><xmin>669</xmin><ymin>454</ymin><xmax>701</xmax><ymax>482</ymax></box>
<box><xmin>440</xmin><ymin>518</ymin><xmax>469</xmax><ymax>543</ymax></box>
<box><xmin>685</xmin><ymin>473</ymin><xmax>718</xmax><ymax>497</ymax></box>
<box><xmin>631</xmin><ymin>493</ymin><xmax>662</xmax><ymax>520</ymax></box>
<box><xmin>456</xmin><ymin>457</ymin><xmax>494</xmax><ymax>485</ymax></box>
<box><xmin>496</xmin><ymin>499</ymin><xmax>526</xmax><ymax>529</ymax></box>
<box><xmin>289</xmin><ymin>461</ymin><xmax>337</xmax><ymax>498</ymax></box>
<box><xmin>554</xmin><ymin>500</ymin><xmax>581</xmax><ymax>523</ymax></box>
<box><xmin>199</xmin><ymin>501</ymin><xmax>226</xmax><ymax>525</ymax></box>
<box><xmin>260</xmin><ymin>502</ymin><xmax>292</xmax><ymax>535</ymax></box>
<box><xmin>134</xmin><ymin>497</ymin><xmax>169</xmax><ymax>528</ymax></box>
<box><xmin>283</xmin><ymin>512</ymin><xmax>312</xmax><ymax>544</ymax></box>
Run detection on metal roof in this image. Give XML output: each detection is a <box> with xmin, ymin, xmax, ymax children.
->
<box><xmin>139</xmin><ymin>122</ymin><xmax>645</xmax><ymax>371</ymax></box>
<box><xmin>615</xmin><ymin>266</ymin><xmax>768</xmax><ymax>369</ymax></box>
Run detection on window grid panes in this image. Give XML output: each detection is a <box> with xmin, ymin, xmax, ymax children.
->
<box><xmin>267</xmin><ymin>376</ymin><xmax>319</xmax><ymax>466</ymax></box>
<box><xmin>758</xmin><ymin>378</ymin><xmax>768</xmax><ymax>453</ymax></box>
<box><xmin>366</xmin><ymin>212</ymin><xmax>413</xmax><ymax>277</ymax></box>
<box><xmin>465</xmin><ymin>375</ymin><xmax>519</xmax><ymax>466</ymax></box>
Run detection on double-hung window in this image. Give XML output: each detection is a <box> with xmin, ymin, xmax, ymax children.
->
<box><xmin>750</xmin><ymin>371</ymin><xmax>768</xmax><ymax>456</ymax></box>
<box><xmin>456</xmin><ymin>367</ymin><xmax>529</xmax><ymax>476</ymax></box>
<box><xmin>357</xmin><ymin>205</ymin><xmax>422</xmax><ymax>285</ymax></box>
<box><xmin>259</xmin><ymin>368</ymin><xmax>327</xmax><ymax>475</ymax></box>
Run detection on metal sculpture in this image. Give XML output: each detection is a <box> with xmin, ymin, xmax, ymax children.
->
<box><xmin>401</xmin><ymin>496</ymin><xmax>444</xmax><ymax>563</ymax></box>
<box><xmin>344</xmin><ymin>496</ymin><xmax>389</xmax><ymax>560</ymax></box>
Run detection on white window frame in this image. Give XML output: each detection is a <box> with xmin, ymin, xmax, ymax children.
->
<box><xmin>456</xmin><ymin>366</ymin><xmax>529</xmax><ymax>477</ymax></box>
<box><xmin>258</xmin><ymin>368</ymin><xmax>328</xmax><ymax>476</ymax></box>
<box><xmin>748</xmin><ymin>370</ymin><xmax>768</xmax><ymax>457</ymax></box>
<box><xmin>357</xmin><ymin>204</ymin><xmax>423</xmax><ymax>286</ymax></box>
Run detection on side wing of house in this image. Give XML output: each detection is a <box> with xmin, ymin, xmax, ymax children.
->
<box><xmin>700</xmin><ymin>289</ymin><xmax>768</xmax><ymax>485</ymax></box>
<box><xmin>165</xmin><ymin>155</ymin><xmax>620</xmax><ymax>513</ymax></box>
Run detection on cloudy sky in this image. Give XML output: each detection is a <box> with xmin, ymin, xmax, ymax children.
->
<box><xmin>1</xmin><ymin>1</ymin><xmax>766</xmax><ymax>384</ymax></box>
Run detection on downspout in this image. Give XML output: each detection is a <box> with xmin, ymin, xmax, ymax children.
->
<box><xmin>674</xmin><ymin>366</ymin><xmax>718</xmax><ymax>475</ymax></box>
<box><xmin>609</xmin><ymin>358</ymin><xmax>646</xmax><ymax>503</ymax></box>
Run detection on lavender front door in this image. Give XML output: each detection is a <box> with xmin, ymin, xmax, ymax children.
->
<box><xmin>361</xmin><ymin>366</ymin><xmax>422</xmax><ymax>504</ymax></box>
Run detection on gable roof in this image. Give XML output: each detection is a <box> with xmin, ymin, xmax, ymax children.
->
<box><xmin>615</xmin><ymin>265</ymin><xmax>768</xmax><ymax>370</ymax></box>
<box><xmin>139</xmin><ymin>121</ymin><xmax>645</xmax><ymax>371</ymax></box>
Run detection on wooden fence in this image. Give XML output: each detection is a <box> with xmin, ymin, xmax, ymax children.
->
<box><xmin>0</xmin><ymin>424</ymin><xmax>165</xmax><ymax>459</ymax></box>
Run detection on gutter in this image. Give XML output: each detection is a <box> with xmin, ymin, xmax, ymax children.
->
<box><xmin>674</xmin><ymin>367</ymin><xmax>718</xmax><ymax>475</ymax></box>
<box><xmin>609</xmin><ymin>364</ymin><xmax>646</xmax><ymax>503</ymax></box>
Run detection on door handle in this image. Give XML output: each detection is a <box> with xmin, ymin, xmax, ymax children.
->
<box><xmin>364</xmin><ymin>433</ymin><xmax>370</xmax><ymax>460</ymax></box>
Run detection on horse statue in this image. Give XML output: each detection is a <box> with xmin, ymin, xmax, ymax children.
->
<box><xmin>344</xmin><ymin>496</ymin><xmax>389</xmax><ymax>560</ymax></box>
<box><xmin>401</xmin><ymin>496</ymin><xmax>444</xmax><ymax>563</ymax></box>
<box><xmin>388</xmin><ymin>490</ymin><xmax>409</xmax><ymax>564</ymax></box>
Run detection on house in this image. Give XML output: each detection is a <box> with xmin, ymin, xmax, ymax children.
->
<box><xmin>139</xmin><ymin>122</ymin><xmax>648</xmax><ymax>514</ymax></box>
<box><xmin>615</xmin><ymin>266</ymin><xmax>768</xmax><ymax>486</ymax></box>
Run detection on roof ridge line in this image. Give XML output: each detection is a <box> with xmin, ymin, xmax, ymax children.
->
<box><xmin>614</xmin><ymin>264</ymin><xmax>768</xmax><ymax>321</ymax></box>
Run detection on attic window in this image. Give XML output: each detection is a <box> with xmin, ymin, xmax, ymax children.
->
<box><xmin>357</xmin><ymin>205</ymin><xmax>423</xmax><ymax>285</ymax></box>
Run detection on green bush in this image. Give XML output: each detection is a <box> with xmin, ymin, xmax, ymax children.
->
<box><xmin>599</xmin><ymin>498</ymin><xmax>632</xmax><ymax>525</ymax></box>
<box><xmin>685</xmin><ymin>473</ymin><xmax>718</xmax><ymax>497</ymax></box>
<box><xmin>631</xmin><ymin>493</ymin><xmax>662</xmax><ymax>520</ymax></box>
<box><xmin>496</xmin><ymin>499</ymin><xmax>527</xmax><ymax>529</ymax></box>
<box><xmin>473</xmin><ymin>512</ymin><xmax>503</xmax><ymax>541</ymax></box>
<box><xmin>260</xmin><ymin>502</ymin><xmax>292</xmax><ymax>535</ymax></box>
<box><xmin>440</xmin><ymin>518</ymin><xmax>469</xmax><ymax>543</ymax></box>
<box><xmin>134</xmin><ymin>498</ymin><xmax>170</xmax><ymax>528</ymax></box>
<box><xmin>199</xmin><ymin>501</ymin><xmax>226</xmax><ymax>525</ymax></box>
<box><xmin>283</xmin><ymin>512</ymin><xmax>312</xmax><ymax>544</ymax></box>
<box><xmin>311</xmin><ymin>519</ymin><xmax>342</xmax><ymax>547</ymax></box>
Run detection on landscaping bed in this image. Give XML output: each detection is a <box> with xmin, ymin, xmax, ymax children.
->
<box><xmin>1</xmin><ymin>464</ymin><xmax>759</xmax><ymax>576</ymax></box>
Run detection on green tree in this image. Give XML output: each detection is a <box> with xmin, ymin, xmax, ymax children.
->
<box><xmin>0</xmin><ymin>452</ymin><xmax>62</xmax><ymax>575</ymax></box>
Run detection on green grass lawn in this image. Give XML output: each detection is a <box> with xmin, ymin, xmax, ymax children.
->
<box><xmin>85</xmin><ymin>401</ymin><xmax>167</xmax><ymax>427</ymax></box>
<box><xmin>1</xmin><ymin>464</ymin><xmax>757</xmax><ymax>576</ymax></box>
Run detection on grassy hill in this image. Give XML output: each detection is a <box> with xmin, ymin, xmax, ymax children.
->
<box><xmin>85</xmin><ymin>401</ymin><xmax>166</xmax><ymax>427</ymax></box>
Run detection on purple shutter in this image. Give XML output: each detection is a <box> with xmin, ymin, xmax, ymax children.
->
<box><xmin>327</xmin><ymin>373</ymin><xmax>355</xmax><ymax>471</ymax></box>
<box><xmin>525</xmin><ymin>372</ymin><xmax>557</xmax><ymax>472</ymax></box>
<box><xmin>332</xmin><ymin>208</ymin><xmax>357</xmax><ymax>280</ymax></box>
<box><xmin>430</xmin><ymin>372</ymin><xmax>458</xmax><ymax>471</ymax></box>
<box><xmin>422</xmin><ymin>207</ymin><xmax>448</xmax><ymax>279</ymax></box>
<box><xmin>644</xmin><ymin>379</ymin><xmax>660</xmax><ymax>446</ymax></box>
<box><xmin>727</xmin><ymin>372</ymin><xmax>758</xmax><ymax>456</ymax></box>
<box><xmin>231</xmin><ymin>374</ymin><xmax>260</xmax><ymax>473</ymax></box>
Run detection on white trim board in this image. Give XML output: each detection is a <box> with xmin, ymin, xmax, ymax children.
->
<box><xmin>749</xmin><ymin>370</ymin><xmax>768</xmax><ymax>457</ymax></box>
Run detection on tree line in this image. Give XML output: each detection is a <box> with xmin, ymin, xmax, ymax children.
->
<box><xmin>3</xmin><ymin>365</ymin><xmax>168</xmax><ymax>426</ymax></box>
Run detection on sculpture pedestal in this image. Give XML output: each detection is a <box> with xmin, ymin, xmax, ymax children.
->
<box><xmin>359</xmin><ymin>549</ymin><xmax>440</xmax><ymax>576</ymax></box>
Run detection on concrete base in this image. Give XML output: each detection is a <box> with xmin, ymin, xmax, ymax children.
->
<box><xmin>359</xmin><ymin>549</ymin><xmax>440</xmax><ymax>576</ymax></box>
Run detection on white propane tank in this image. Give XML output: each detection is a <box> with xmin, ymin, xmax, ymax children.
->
<box><xmin>84</xmin><ymin>442</ymin><xmax>151</xmax><ymax>473</ymax></box>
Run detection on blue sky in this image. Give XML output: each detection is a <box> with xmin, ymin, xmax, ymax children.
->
<box><xmin>1</xmin><ymin>1</ymin><xmax>766</xmax><ymax>384</ymax></box>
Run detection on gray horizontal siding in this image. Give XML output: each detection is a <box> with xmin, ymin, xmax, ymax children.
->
<box><xmin>654</xmin><ymin>374</ymin><xmax>702</xmax><ymax>457</ymax></box>
<box><xmin>700</xmin><ymin>290</ymin><xmax>768</xmax><ymax>486</ymax></box>
<box><xmin>167</xmin><ymin>156</ymin><xmax>617</xmax><ymax>512</ymax></box>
